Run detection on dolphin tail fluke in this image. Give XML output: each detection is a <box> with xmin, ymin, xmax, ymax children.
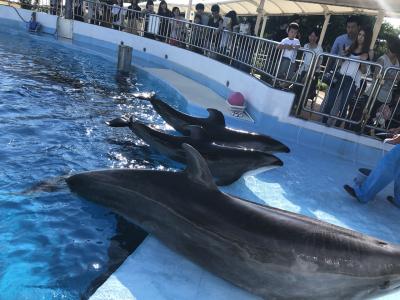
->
<box><xmin>106</xmin><ymin>117</ymin><xmax>130</xmax><ymax>127</ymax></box>
<box><xmin>206</xmin><ymin>109</ymin><xmax>226</xmax><ymax>127</ymax></box>
<box><xmin>182</xmin><ymin>143</ymin><xmax>218</xmax><ymax>191</ymax></box>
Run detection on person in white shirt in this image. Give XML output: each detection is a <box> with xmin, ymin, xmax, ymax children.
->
<box><xmin>293</xmin><ymin>28</ymin><xmax>323</xmax><ymax>112</ymax></box>
<box><xmin>277</xmin><ymin>22</ymin><xmax>301</xmax><ymax>80</ymax></box>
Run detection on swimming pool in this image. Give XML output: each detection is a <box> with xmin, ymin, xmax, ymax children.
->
<box><xmin>2</xmin><ymin>22</ymin><xmax>400</xmax><ymax>300</ymax></box>
<box><xmin>0</xmin><ymin>26</ymin><xmax>192</xmax><ymax>299</ymax></box>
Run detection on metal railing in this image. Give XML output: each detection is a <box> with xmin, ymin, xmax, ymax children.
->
<box><xmin>6</xmin><ymin>0</ymin><xmax>65</xmax><ymax>15</ymax></box>
<box><xmin>299</xmin><ymin>53</ymin><xmax>384</xmax><ymax>132</ymax></box>
<box><xmin>71</xmin><ymin>0</ymin><xmax>315</xmax><ymax>100</ymax></box>
<box><xmin>363</xmin><ymin>66</ymin><xmax>400</xmax><ymax>134</ymax></box>
<box><xmin>5</xmin><ymin>0</ymin><xmax>400</xmax><ymax>137</ymax></box>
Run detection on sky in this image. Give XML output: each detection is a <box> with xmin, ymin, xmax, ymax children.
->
<box><xmin>385</xmin><ymin>17</ymin><xmax>400</xmax><ymax>29</ymax></box>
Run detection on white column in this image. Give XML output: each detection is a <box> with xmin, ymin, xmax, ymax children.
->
<box><xmin>259</xmin><ymin>15</ymin><xmax>268</xmax><ymax>38</ymax></box>
<box><xmin>318</xmin><ymin>14</ymin><xmax>331</xmax><ymax>46</ymax></box>
<box><xmin>185</xmin><ymin>0</ymin><xmax>193</xmax><ymax>20</ymax></box>
<box><xmin>370</xmin><ymin>10</ymin><xmax>385</xmax><ymax>49</ymax></box>
<box><xmin>254</xmin><ymin>0</ymin><xmax>266</xmax><ymax>36</ymax></box>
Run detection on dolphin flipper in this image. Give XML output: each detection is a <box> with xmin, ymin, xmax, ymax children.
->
<box><xmin>182</xmin><ymin>143</ymin><xmax>218</xmax><ymax>191</ymax></box>
<box><xmin>206</xmin><ymin>109</ymin><xmax>226</xmax><ymax>127</ymax></box>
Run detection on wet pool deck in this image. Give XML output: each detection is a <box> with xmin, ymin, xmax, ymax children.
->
<box><xmin>143</xmin><ymin>67</ymin><xmax>253</xmax><ymax>123</ymax></box>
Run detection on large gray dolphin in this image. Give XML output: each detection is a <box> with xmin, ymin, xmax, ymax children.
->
<box><xmin>67</xmin><ymin>144</ymin><xmax>400</xmax><ymax>300</ymax></box>
<box><xmin>133</xmin><ymin>92</ymin><xmax>289</xmax><ymax>153</ymax></box>
<box><xmin>107</xmin><ymin>117</ymin><xmax>282</xmax><ymax>186</ymax></box>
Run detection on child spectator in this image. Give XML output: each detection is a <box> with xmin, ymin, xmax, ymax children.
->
<box><xmin>277</xmin><ymin>22</ymin><xmax>301</xmax><ymax>80</ymax></box>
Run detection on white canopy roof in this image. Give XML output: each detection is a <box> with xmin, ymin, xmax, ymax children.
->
<box><xmin>141</xmin><ymin>0</ymin><xmax>400</xmax><ymax>17</ymax></box>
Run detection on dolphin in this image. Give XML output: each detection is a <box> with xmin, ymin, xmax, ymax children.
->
<box><xmin>149</xmin><ymin>97</ymin><xmax>290</xmax><ymax>154</ymax></box>
<box><xmin>107</xmin><ymin>117</ymin><xmax>282</xmax><ymax>186</ymax></box>
<box><xmin>132</xmin><ymin>93</ymin><xmax>289</xmax><ymax>153</ymax></box>
<box><xmin>67</xmin><ymin>143</ymin><xmax>400</xmax><ymax>299</ymax></box>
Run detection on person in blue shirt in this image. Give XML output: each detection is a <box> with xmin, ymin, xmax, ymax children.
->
<box><xmin>28</xmin><ymin>12</ymin><xmax>41</xmax><ymax>32</ymax></box>
<box><xmin>330</xmin><ymin>16</ymin><xmax>360</xmax><ymax>56</ymax></box>
<box><xmin>344</xmin><ymin>131</ymin><xmax>400</xmax><ymax>208</ymax></box>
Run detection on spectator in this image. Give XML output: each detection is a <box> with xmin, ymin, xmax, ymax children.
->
<box><xmin>126</xmin><ymin>0</ymin><xmax>142</xmax><ymax>33</ymax></box>
<box><xmin>195</xmin><ymin>3</ymin><xmax>209</xmax><ymax>26</ymax></box>
<box><xmin>344</xmin><ymin>130</ymin><xmax>400</xmax><ymax>208</ymax></box>
<box><xmin>277</xmin><ymin>22</ymin><xmax>301</xmax><ymax>81</ymax></box>
<box><xmin>238</xmin><ymin>17</ymin><xmax>251</xmax><ymax>35</ymax></box>
<box><xmin>169</xmin><ymin>7</ymin><xmax>185</xmax><ymax>47</ymax></box>
<box><xmin>208</xmin><ymin>4</ymin><xmax>223</xmax><ymax>29</ymax></box>
<box><xmin>157</xmin><ymin>0</ymin><xmax>172</xmax><ymax>40</ymax></box>
<box><xmin>367</xmin><ymin>37</ymin><xmax>400</xmax><ymax>131</ymax></box>
<box><xmin>128</xmin><ymin>0</ymin><xmax>141</xmax><ymax>11</ymax></box>
<box><xmin>331</xmin><ymin>16</ymin><xmax>360</xmax><ymax>56</ymax></box>
<box><xmin>190</xmin><ymin>14</ymin><xmax>204</xmax><ymax>54</ymax></box>
<box><xmin>28</xmin><ymin>12</ymin><xmax>41</xmax><ymax>32</ymax></box>
<box><xmin>272</xmin><ymin>21</ymin><xmax>288</xmax><ymax>42</ymax></box>
<box><xmin>73</xmin><ymin>0</ymin><xmax>84</xmax><ymax>22</ymax></box>
<box><xmin>293</xmin><ymin>28</ymin><xmax>323</xmax><ymax>112</ymax></box>
<box><xmin>322</xmin><ymin>28</ymin><xmax>372</xmax><ymax>126</ymax></box>
<box><xmin>219</xmin><ymin>10</ymin><xmax>239</xmax><ymax>63</ymax></box>
<box><xmin>111</xmin><ymin>0</ymin><xmax>125</xmax><ymax>30</ymax></box>
<box><xmin>207</xmin><ymin>4</ymin><xmax>223</xmax><ymax>56</ymax></box>
<box><xmin>87</xmin><ymin>0</ymin><xmax>101</xmax><ymax>25</ymax></box>
<box><xmin>143</xmin><ymin>0</ymin><xmax>156</xmax><ymax>39</ymax></box>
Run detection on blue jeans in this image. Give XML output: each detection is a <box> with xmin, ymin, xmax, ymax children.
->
<box><xmin>354</xmin><ymin>145</ymin><xmax>400</xmax><ymax>205</ymax></box>
<box><xmin>322</xmin><ymin>74</ymin><xmax>356</xmax><ymax>124</ymax></box>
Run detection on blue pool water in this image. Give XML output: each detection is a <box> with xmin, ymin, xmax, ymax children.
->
<box><xmin>0</xmin><ymin>27</ymin><xmax>189</xmax><ymax>299</ymax></box>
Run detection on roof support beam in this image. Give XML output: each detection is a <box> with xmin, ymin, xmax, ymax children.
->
<box><xmin>370</xmin><ymin>10</ymin><xmax>385</xmax><ymax>50</ymax></box>
<box><xmin>185</xmin><ymin>0</ymin><xmax>193</xmax><ymax>20</ymax></box>
<box><xmin>259</xmin><ymin>15</ymin><xmax>268</xmax><ymax>37</ymax></box>
<box><xmin>319</xmin><ymin>13</ymin><xmax>331</xmax><ymax>46</ymax></box>
<box><xmin>254</xmin><ymin>0</ymin><xmax>266</xmax><ymax>36</ymax></box>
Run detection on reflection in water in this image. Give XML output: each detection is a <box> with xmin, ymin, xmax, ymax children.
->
<box><xmin>82</xmin><ymin>215</ymin><xmax>147</xmax><ymax>299</ymax></box>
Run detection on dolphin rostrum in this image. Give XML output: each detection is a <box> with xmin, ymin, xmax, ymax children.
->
<box><xmin>67</xmin><ymin>143</ymin><xmax>400</xmax><ymax>299</ymax></box>
<box><xmin>107</xmin><ymin>117</ymin><xmax>282</xmax><ymax>185</ymax></box>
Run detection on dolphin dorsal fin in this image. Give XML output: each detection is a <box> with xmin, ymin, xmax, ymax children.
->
<box><xmin>183</xmin><ymin>143</ymin><xmax>218</xmax><ymax>190</ymax></box>
<box><xmin>206</xmin><ymin>109</ymin><xmax>226</xmax><ymax>127</ymax></box>
<box><xmin>183</xmin><ymin>125</ymin><xmax>210</xmax><ymax>142</ymax></box>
